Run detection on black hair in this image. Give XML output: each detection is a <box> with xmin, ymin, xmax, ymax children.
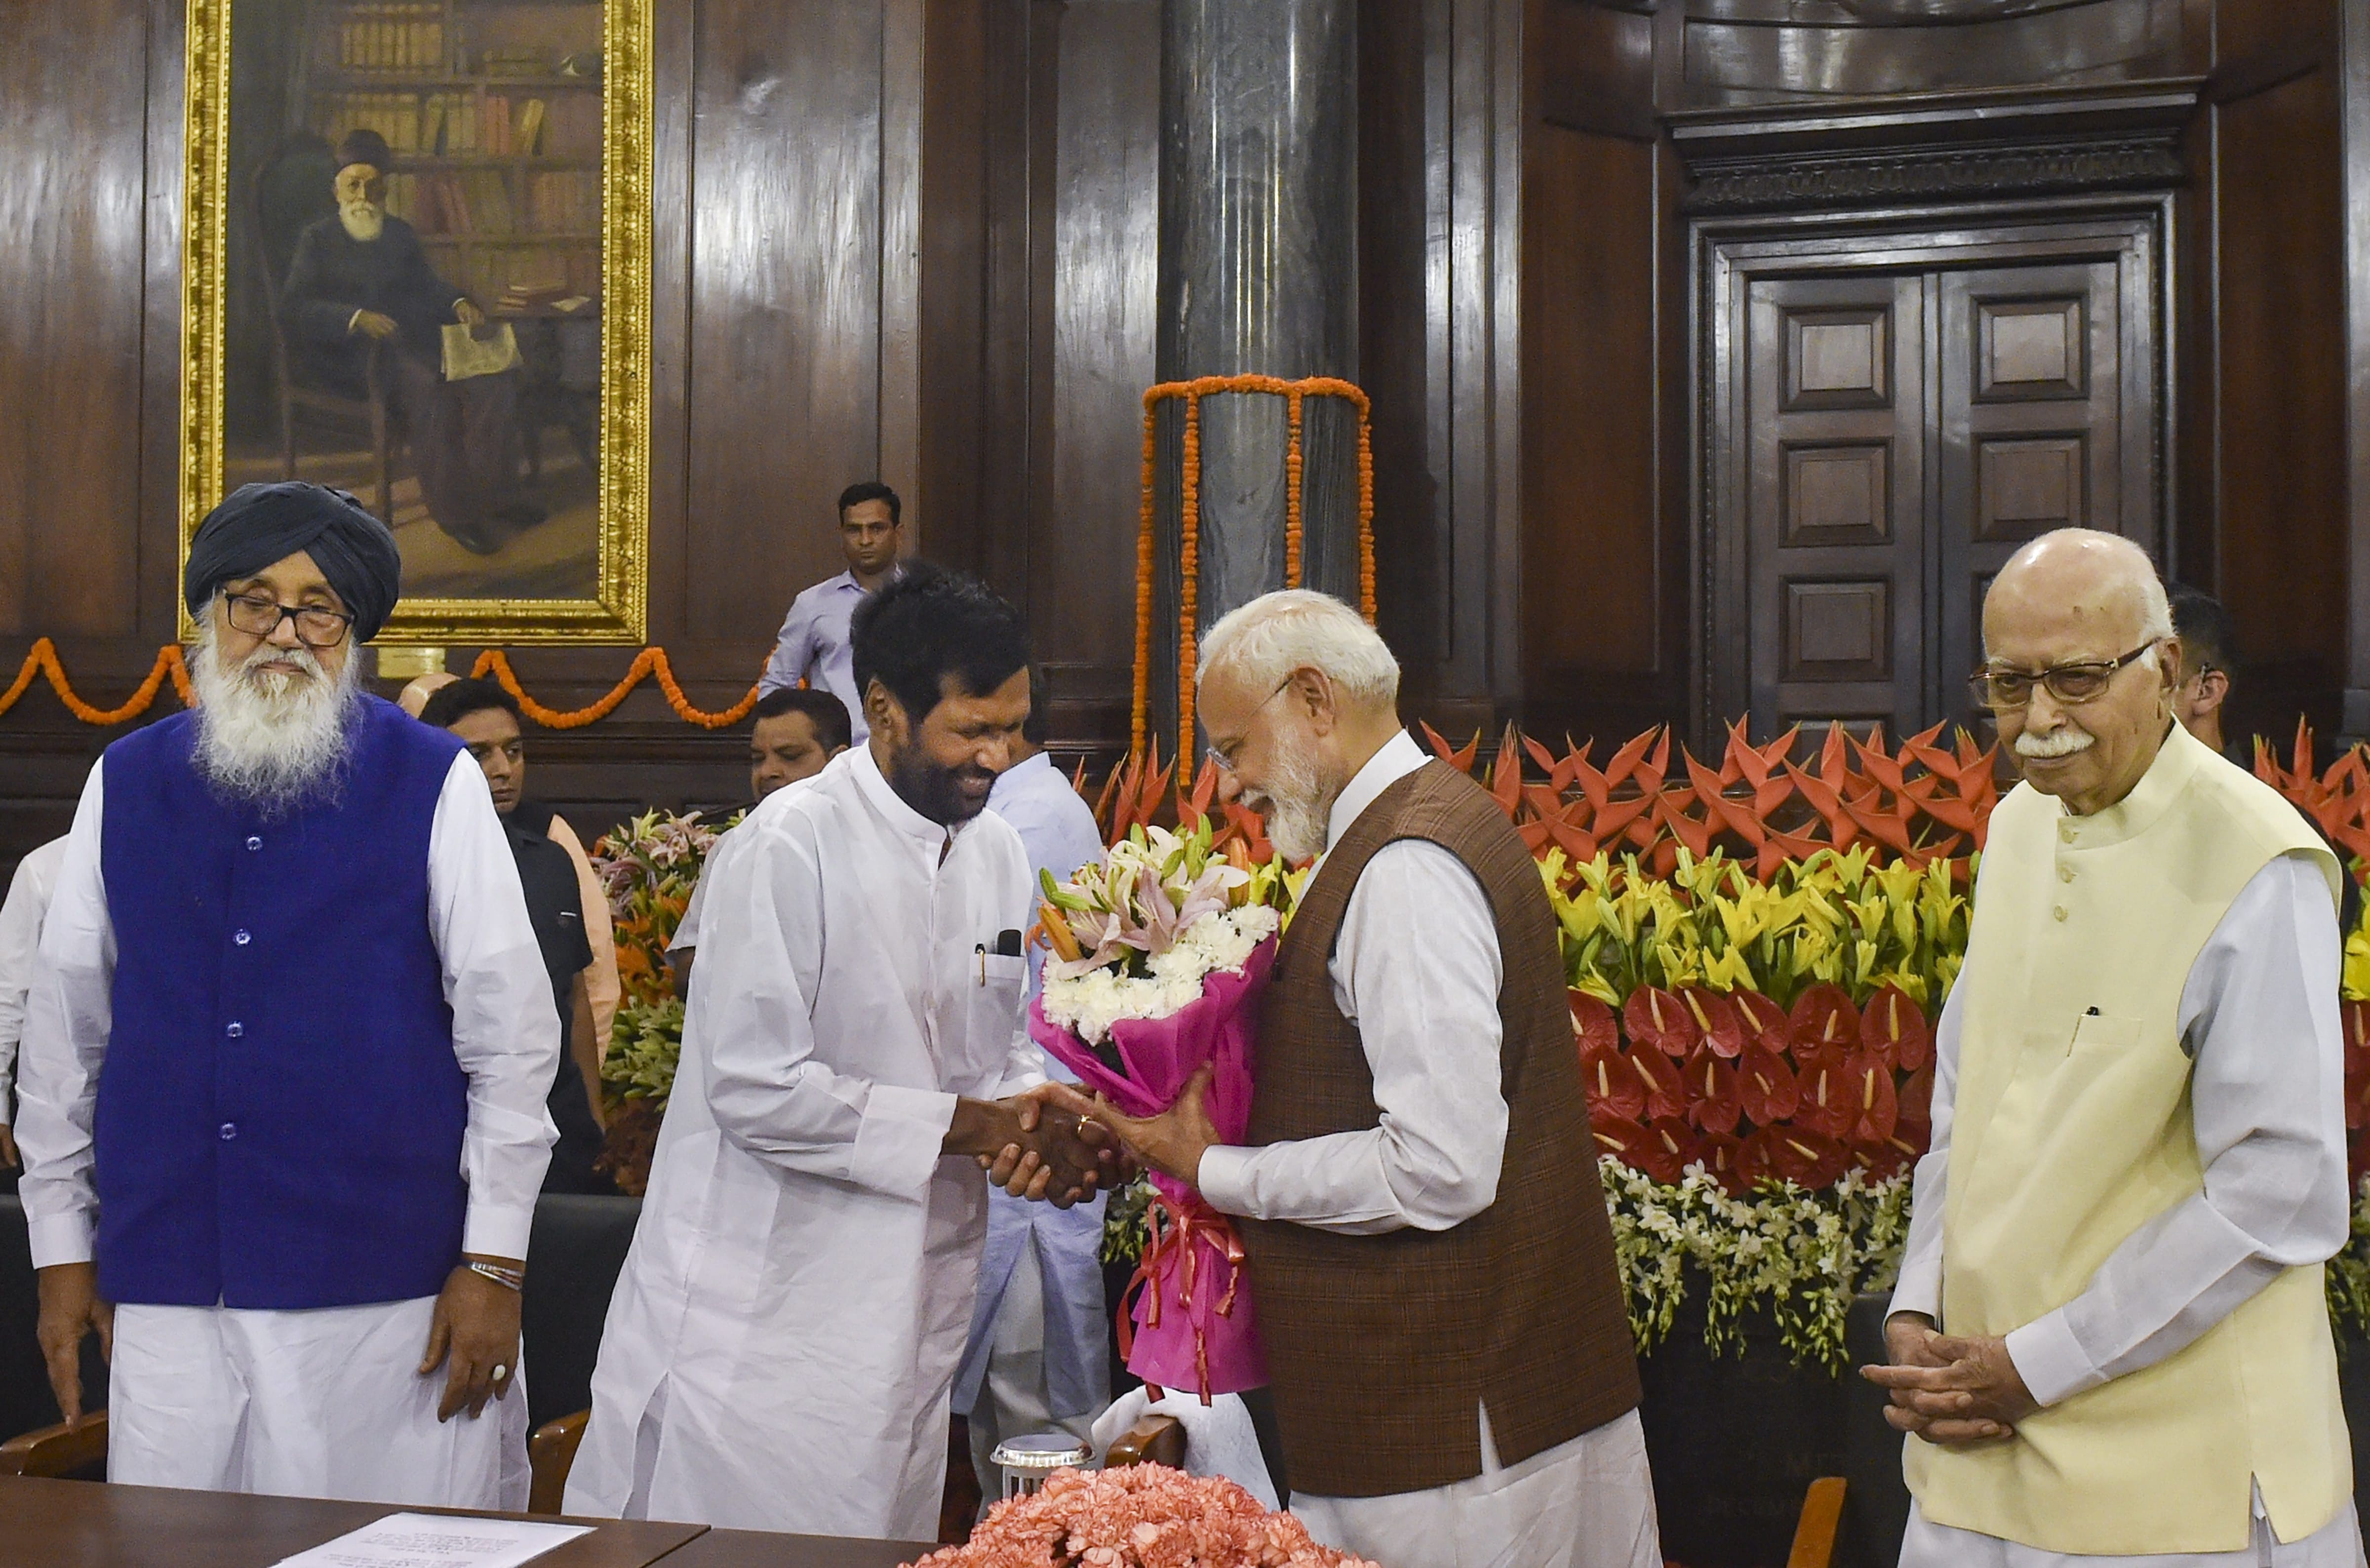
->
<box><xmin>850</xmin><ymin>562</ymin><xmax>1029</xmax><ymax>728</ymax></box>
<box><xmin>418</xmin><ymin>676</ymin><xmax>521</xmax><ymax>731</ymax></box>
<box><xmin>1022</xmin><ymin>664</ymin><xmax>1051</xmax><ymax>747</ymax></box>
<box><xmin>2169</xmin><ymin>584</ymin><xmax>2240</xmax><ymax>680</ymax></box>
<box><xmin>753</xmin><ymin>685</ymin><xmax>853</xmax><ymax>753</ymax></box>
<box><xmin>837</xmin><ymin>480</ymin><xmax>901</xmax><ymax>527</ymax></box>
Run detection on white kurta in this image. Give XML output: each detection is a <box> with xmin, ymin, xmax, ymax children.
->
<box><xmin>564</xmin><ymin>743</ymin><xmax>1039</xmax><ymax>1537</ymax></box>
<box><xmin>14</xmin><ymin>751</ymin><xmax>560</xmax><ymax>1507</ymax></box>
<box><xmin>0</xmin><ymin>835</ymin><xmax>66</xmax><ymax>1130</ymax></box>
<box><xmin>1892</xmin><ymin>849</ymin><xmax>2366</xmax><ymax>1567</ymax></box>
<box><xmin>1195</xmin><ymin>731</ymin><xmax>1662</xmax><ymax>1568</ymax></box>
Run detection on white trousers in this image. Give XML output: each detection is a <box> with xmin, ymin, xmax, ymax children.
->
<box><xmin>966</xmin><ymin>1246</ymin><xmax>1103</xmax><ymax>1516</ymax></box>
<box><xmin>108</xmin><ymin>1298</ymin><xmax>529</xmax><ymax>1510</ymax></box>
<box><xmin>1292</xmin><ymin>1407</ymin><xmax>1662</xmax><ymax>1568</ymax></box>
<box><xmin>1901</xmin><ymin>1496</ymin><xmax>2369</xmax><ymax>1568</ymax></box>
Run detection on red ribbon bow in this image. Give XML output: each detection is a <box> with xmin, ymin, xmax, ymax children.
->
<box><xmin>1115</xmin><ymin>1187</ymin><xmax>1246</xmax><ymax>1406</ymax></box>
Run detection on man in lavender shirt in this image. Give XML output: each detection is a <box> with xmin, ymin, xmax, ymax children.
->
<box><xmin>757</xmin><ymin>481</ymin><xmax>903</xmax><ymax>744</ymax></box>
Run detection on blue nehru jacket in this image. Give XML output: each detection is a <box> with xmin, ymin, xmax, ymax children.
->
<box><xmin>94</xmin><ymin>698</ymin><xmax>472</xmax><ymax>1309</ymax></box>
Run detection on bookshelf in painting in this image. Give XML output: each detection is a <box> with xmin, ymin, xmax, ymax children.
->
<box><xmin>303</xmin><ymin>0</ymin><xmax>604</xmax><ymax>313</ymax></box>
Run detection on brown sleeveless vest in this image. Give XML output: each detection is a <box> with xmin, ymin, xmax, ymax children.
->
<box><xmin>1238</xmin><ymin>760</ymin><xmax>1639</xmax><ymax>1498</ymax></box>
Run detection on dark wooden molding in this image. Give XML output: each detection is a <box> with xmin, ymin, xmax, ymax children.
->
<box><xmin>1669</xmin><ymin>79</ymin><xmax>2202</xmax><ymax>213</ymax></box>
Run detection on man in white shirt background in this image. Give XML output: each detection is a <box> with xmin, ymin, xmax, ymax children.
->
<box><xmin>16</xmin><ymin>482</ymin><xmax>560</xmax><ymax>1508</ymax></box>
<box><xmin>0</xmin><ymin>837</ymin><xmax>66</xmax><ymax>1176</ymax></box>
<box><xmin>956</xmin><ymin>663</ymin><xmax>1114</xmax><ymax>1512</ymax></box>
<box><xmin>756</xmin><ymin>480</ymin><xmax>903</xmax><ymax>744</ymax></box>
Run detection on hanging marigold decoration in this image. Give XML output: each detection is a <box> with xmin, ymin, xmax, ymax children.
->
<box><xmin>1133</xmin><ymin>375</ymin><xmax>1376</xmax><ymax>763</ymax></box>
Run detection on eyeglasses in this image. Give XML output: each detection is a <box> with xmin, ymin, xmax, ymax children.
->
<box><xmin>1968</xmin><ymin>641</ymin><xmax>2160</xmax><ymax>710</ymax></box>
<box><xmin>1208</xmin><ymin>678</ymin><xmax>1295</xmax><ymax>775</ymax></box>
<box><xmin>223</xmin><ymin>592</ymin><xmax>355</xmax><ymax>649</ymax></box>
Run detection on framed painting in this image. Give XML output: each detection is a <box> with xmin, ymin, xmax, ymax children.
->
<box><xmin>180</xmin><ymin>0</ymin><xmax>650</xmax><ymax>643</ymax></box>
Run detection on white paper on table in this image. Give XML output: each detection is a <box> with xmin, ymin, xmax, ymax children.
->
<box><xmin>270</xmin><ymin>1512</ymin><xmax>592</xmax><ymax>1568</ymax></box>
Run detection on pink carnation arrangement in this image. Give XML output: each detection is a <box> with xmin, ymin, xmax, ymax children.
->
<box><xmin>906</xmin><ymin>1464</ymin><xmax>1382</xmax><ymax>1568</ymax></box>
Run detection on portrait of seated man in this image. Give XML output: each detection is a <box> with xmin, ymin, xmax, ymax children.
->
<box><xmin>279</xmin><ymin>128</ymin><xmax>546</xmax><ymax>559</ymax></box>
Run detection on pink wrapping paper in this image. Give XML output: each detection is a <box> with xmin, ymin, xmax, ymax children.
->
<box><xmin>1027</xmin><ymin>936</ymin><xmax>1277</xmax><ymax>1398</ymax></box>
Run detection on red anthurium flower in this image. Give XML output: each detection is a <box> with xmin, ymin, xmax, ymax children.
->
<box><xmin>1590</xmin><ymin>1114</ymin><xmax>1654</xmax><ymax>1172</ymax></box>
<box><xmin>1681</xmin><ymin>987</ymin><xmax>1748</xmax><ymax>1058</ymax></box>
<box><xmin>1624</xmin><ymin>985</ymin><xmax>1702</xmax><ymax>1058</ymax></box>
<box><xmin>1694</xmin><ymin>1132</ymin><xmax>1745</xmax><ymax>1195</ymax></box>
<box><xmin>1770</xmin><ymin>1127</ymin><xmax>1849</xmax><ymax>1189</ymax></box>
<box><xmin>1733</xmin><ymin>990</ymin><xmax>1790</xmax><ymax>1055</ymax></box>
<box><xmin>1634</xmin><ymin>1117</ymin><xmax>1697</xmax><ymax>1184</ymax></box>
<box><xmin>1738</xmin><ymin>1047</ymin><xmax>1799</xmax><ymax>1127</ymax></box>
<box><xmin>1736</xmin><ymin>1129</ymin><xmax>1779</xmax><ymax>1190</ymax></box>
<box><xmin>2353</xmin><ymin>1131</ymin><xmax>2370</xmax><ymax>1188</ymax></box>
<box><xmin>1896</xmin><ymin>1061</ymin><xmax>1935</xmax><ymax>1152</ymax></box>
<box><xmin>1850</xmin><ymin>1140</ymin><xmax>1912</xmax><ymax>1183</ymax></box>
<box><xmin>1843</xmin><ymin>1049</ymin><xmax>1899</xmax><ymax>1144</ymax></box>
<box><xmin>1861</xmin><ymin>984</ymin><xmax>1933</xmax><ymax>1072</ymax></box>
<box><xmin>1629</xmin><ymin>1047</ymin><xmax>1688</xmax><ymax>1122</ymax></box>
<box><xmin>1791</xmin><ymin>1045</ymin><xmax>1854</xmax><ymax>1138</ymax></box>
<box><xmin>1580</xmin><ymin>1043</ymin><xmax>1649</xmax><ymax>1123</ymax></box>
<box><xmin>2345</xmin><ymin>999</ymin><xmax>2370</xmax><ymax>1082</ymax></box>
<box><xmin>1570</xmin><ymin>991</ymin><xmax>1620</xmax><ymax>1059</ymax></box>
<box><xmin>1684</xmin><ymin>1045</ymin><xmax>1742</xmax><ymax>1134</ymax></box>
<box><xmin>2350</xmin><ymin>1068</ymin><xmax>2370</xmax><ymax>1134</ymax></box>
<box><xmin>1789</xmin><ymin>984</ymin><xmax>1860</xmax><ymax>1057</ymax></box>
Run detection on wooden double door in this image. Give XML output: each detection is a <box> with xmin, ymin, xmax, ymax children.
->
<box><xmin>1703</xmin><ymin>212</ymin><xmax>2167</xmax><ymax>741</ymax></box>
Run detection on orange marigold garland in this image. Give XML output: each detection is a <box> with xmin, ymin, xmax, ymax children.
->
<box><xmin>0</xmin><ymin>638</ymin><xmax>193</xmax><ymax>725</ymax></box>
<box><xmin>1133</xmin><ymin>375</ymin><xmax>1376</xmax><ymax>764</ymax></box>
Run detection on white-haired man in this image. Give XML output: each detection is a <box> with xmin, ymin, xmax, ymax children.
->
<box><xmin>16</xmin><ymin>481</ymin><xmax>560</xmax><ymax>1506</ymax></box>
<box><xmin>1861</xmin><ymin>529</ymin><xmax>2362</xmax><ymax>1563</ymax></box>
<box><xmin>1069</xmin><ymin>590</ymin><xmax>1659</xmax><ymax>1568</ymax></box>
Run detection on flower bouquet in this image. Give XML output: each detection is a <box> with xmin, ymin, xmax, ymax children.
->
<box><xmin>1030</xmin><ymin>822</ymin><xmax>1290</xmax><ymax>1402</ymax></box>
<box><xmin>907</xmin><ymin>1463</ymin><xmax>1378</xmax><ymax>1568</ymax></box>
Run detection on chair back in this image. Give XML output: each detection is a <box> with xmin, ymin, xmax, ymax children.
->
<box><xmin>247</xmin><ymin>135</ymin><xmax>338</xmax><ymax>388</ymax></box>
<box><xmin>0</xmin><ymin>1412</ymin><xmax>106</xmax><ymax>1480</ymax></box>
<box><xmin>521</xmin><ymin>1194</ymin><xmax>641</xmax><ymax>1430</ymax></box>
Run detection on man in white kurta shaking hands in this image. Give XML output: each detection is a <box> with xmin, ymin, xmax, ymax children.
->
<box><xmin>566</xmin><ymin>563</ymin><xmax>1114</xmax><ymax>1537</ymax></box>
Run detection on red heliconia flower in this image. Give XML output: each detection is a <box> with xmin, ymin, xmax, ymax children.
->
<box><xmin>1843</xmin><ymin>1049</ymin><xmax>1899</xmax><ymax>1144</ymax></box>
<box><xmin>1789</xmin><ymin>984</ymin><xmax>1860</xmax><ymax>1057</ymax></box>
<box><xmin>1733</xmin><ymin>989</ymin><xmax>1790</xmax><ymax>1054</ymax></box>
<box><xmin>1683</xmin><ymin>1045</ymin><xmax>1742</xmax><ymax>1134</ymax></box>
<box><xmin>1635</xmin><ymin>1117</ymin><xmax>1697</xmax><ymax>1184</ymax></box>
<box><xmin>1590</xmin><ymin>1114</ymin><xmax>1654</xmax><ymax>1170</ymax></box>
<box><xmin>1580</xmin><ymin>1043</ymin><xmax>1649</xmax><ymax>1123</ymax></box>
<box><xmin>1624</xmin><ymin>985</ymin><xmax>1701</xmax><ymax>1058</ymax></box>
<box><xmin>1569</xmin><ymin>991</ymin><xmax>1620</xmax><ymax>1059</ymax></box>
<box><xmin>1629</xmin><ymin>1046</ymin><xmax>1688</xmax><ymax>1122</ymax></box>
<box><xmin>1694</xmin><ymin>1131</ymin><xmax>1746</xmax><ymax>1195</ymax></box>
<box><xmin>1896</xmin><ymin>1061</ymin><xmax>1935</xmax><ymax>1151</ymax></box>
<box><xmin>1738</xmin><ymin>1046</ymin><xmax>1799</xmax><ymax>1127</ymax></box>
<box><xmin>1791</xmin><ymin>1044</ymin><xmax>1855</xmax><ymax>1138</ymax></box>
<box><xmin>1770</xmin><ymin>1126</ymin><xmax>1850</xmax><ymax>1189</ymax></box>
<box><xmin>1861</xmin><ymin>983</ymin><xmax>1933</xmax><ymax>1072</ymax></box>
<box><xmin>1680</xmin><ymin>987</ymin><xmax>1748</xmax><ymax>1058</ymax></box>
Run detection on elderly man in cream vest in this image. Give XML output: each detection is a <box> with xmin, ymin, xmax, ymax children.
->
<box><xmin>1862</xmin><ymin>529</ymin><xmax>2362</xmax><ymax>1565</ymax></box>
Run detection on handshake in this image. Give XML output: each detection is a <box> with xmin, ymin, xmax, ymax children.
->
<box><xmin>944</xmin><ymin>1085</ymin><xmax>1129</xmax><ymax>1209</ymax></box>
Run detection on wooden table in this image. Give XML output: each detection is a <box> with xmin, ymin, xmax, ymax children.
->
<box><xmin>0</xmin><ymin>1476</ymin><xmax>933</xmax><ymax>1568</ymax></box>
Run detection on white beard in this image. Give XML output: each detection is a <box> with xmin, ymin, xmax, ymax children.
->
<box><xmin>339</xmin><ymin>200</ymin><xmax>384</xmax><ymax>242</ymax></box>
<box><xmin>189</xmin><ymin>622</ymin><xmax>361</xmax><ymax>812</ymax></box>
<box><xmin>2015</xmin><ymin>726</ymin><xmax>2097</xmax><ymax>761</ymax></box>
<box><xmin>1247</xmin><ymin>729</ymin><xmax>1335</xmax><ymax>865</ymax></box>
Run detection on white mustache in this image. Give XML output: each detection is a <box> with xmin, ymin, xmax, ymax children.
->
<box><xmin>2015</xmin><ymin>727</ymin><xmax>2096</xmax><ymax>760</ymax></box>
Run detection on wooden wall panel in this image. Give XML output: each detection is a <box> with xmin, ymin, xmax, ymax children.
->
<box><xmin>2209</xmin><ymin>0</ymin><xmax>2348</xmax><ymax>747</ymax></box>
<box><xmin>0</xmin><ymin>0</ymin><xmax>149</xmax><ymax>640</ymax></box>
<box><xmin>684</xmin><ymin>0</ymin><xmax>885</xmax><ymax>645</ymax></box>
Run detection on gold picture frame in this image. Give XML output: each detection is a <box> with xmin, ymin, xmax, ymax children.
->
<box><xmin>179</xmin><ymin>0</ymin><xmax>650</xmax><ymax>643</ymax></box>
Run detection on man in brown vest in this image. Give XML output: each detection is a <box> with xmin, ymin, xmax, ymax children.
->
<box><xmin>1080</xmin><ymin>591</ymin><xmax>1657</xmax><ymax>1568</ymax></box>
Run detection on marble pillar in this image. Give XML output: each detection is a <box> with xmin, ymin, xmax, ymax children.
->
<box><xmin>1153</xmin><ymin>0</ymin><xmax>1358</xmax><ymax>751</ymax></box>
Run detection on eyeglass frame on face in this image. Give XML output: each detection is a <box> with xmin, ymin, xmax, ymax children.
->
<box><xmin>1967</xmin><ymin>639</ymin><xmax>2164</xmax><ymax>710</ymax></box>
<box><xmin>221</xmin><ymin>591</ymin><xmax>356</xmax><ymax>650</ymax></box>
<box><xmin>1208</xmin><ymin>676</ymin><xmax>1298</xmax><ymax>775</ymax></box>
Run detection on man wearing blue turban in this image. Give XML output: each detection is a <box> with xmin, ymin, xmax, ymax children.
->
<box><xmin>14</xmin><ymin>482</ymin><xmax>563</xmax><ymax>1507</ymax></box>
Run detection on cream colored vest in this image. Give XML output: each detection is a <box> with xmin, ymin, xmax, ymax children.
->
<box><xmin>1906</xmin><ymin>723</ymin><xmax>2348</xmax><ymax>1553</ymax></box>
